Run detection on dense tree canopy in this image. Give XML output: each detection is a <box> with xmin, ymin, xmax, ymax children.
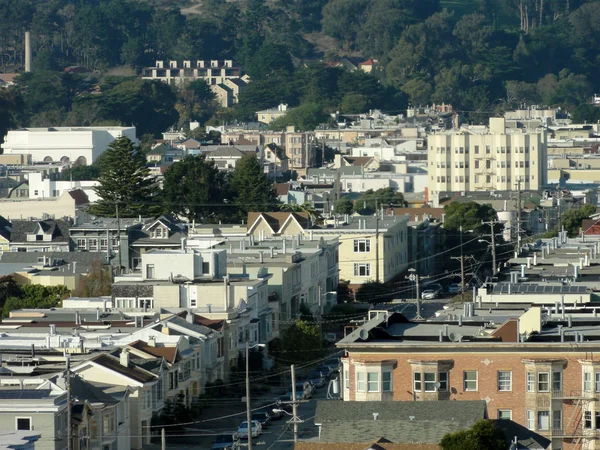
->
<box><xmin>443</xmin><ymin>201</ymin><xmax>498</xmax><ymax>235</ymax></box>
<box><xmin>561</xmin><ymin>203</ymin><xmax>597</xmax><ymax>237</ymax></box>
<box><xmin>440</xmin><ymin>420</ymin><xmax>506</xmax><ymax>450</ymax></box>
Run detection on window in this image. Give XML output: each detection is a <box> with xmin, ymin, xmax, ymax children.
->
<box><xmin>344</xmin><ymin>370</ymin><xmax>349</xmax><ymax>390</ymax></box>
<box><xmin>382</xmin><ymin>372</ymin><xmax>392</xmax><ymax>392</ymax></box>
<box><xmin>527</xmin><ymin>410</ymin><xmax>535</xmax><ymax>430</ymax></box>
<box><xmin>498</xmin><ymin>410</ymin><xmax>512</xmax><ymax>420</ymax></box>
<box><xmin>538</xmin><ymin>372</ymin><xmax>549</xmax><ymax>392</ymax></box>
<box><xmin>353</xmin><ymin>239</ymin><xmax>371</xmax><ymax>253</ymax></box>
<box><xmin>100</xmin><ymin>239</ymin><xmax>108</xmax><ymax>251</ymax></box>
<box><xmin>146</xmin><ymin>264</ymin><xmax>155</xmax><ymax>279</ymax></box>
<box><xmin>357</xmin><ymin>372</ymin><xmax>365</xmax><ymax>392</ymax></box>
<box><xmin>439</xmin><ymin>372</ymin><xmax>448</xmax><ymax>391</ymax></box>
<box><xmin>474</xmin><ymin>145</ymin><xmax>480</xmax><ymax>154</ymax></box>
<box><xmin>584</xmin><ymin>372</ymin><xmax>592</xmax><ymax>391</ymax></box>
<box><xmin>537</xmin><ymin>411</ymin><xmax>550</xmax><ymax>431</ymax></box>
<box><xmin>89</xmin><ymin>238</ymin><xmax>98</xmax><ymax>251</ymax></box>
<box><xmin>553</xmin><ymin>410</ymin><xmax>562</xmax><ymax>430</ymax></box>
<box><xmin>552</xmin><ymin>371</ymin><xmax>562</xmax><ymax>392</ymax></box>
<box><xmin>16</xmin><ymin>418</ymin><xmax>31</xmax><ymax>430</ymax></box>
<box><xmin>424</xmin><ymin>373</ymin><xmax>437</xmax><ymax>392</ymax></box>
<box><xmin>526</xmin><ymin>372</ymin><xmax>535</xmax><ymax>392</ymax></box>
<box><xmin>353</xmin><ymin>263</ymin><xmax>371</xmax><ymax>277</ymax></box>
<box><xmin>585</xmin><ymin>411</ymin><xmax>592</xmax><ymax>429</ymax></box>
<box><xmin>367</xmin><ymin>372</ymin><xmax>379</xmax><ymax>392</ymax></box>
<box><xmin>595</xmin><ymin>372</ymin><xmax>600</xmax><ymax>392</ymax></box>
<box><xmin>596</xmin><ymin>412</ymin><xmax>600</xmax><ymax>430</ymax></box>
<box><xmin>77</xmin><ymin>239</ymin><xmax>86</xmax><ymax>250</ymax></box>
<box><xmin>498</xmin><ymin>371</ymin><xmax>512</xmax><ymax>391</ymax></box>
<box><xmin>413</xmin><ymin>372</ymin><xmax>422</xmax><ymax>392</ymax></box>
<box><xmin>90</xmin><ymin>420</ymin><xmax>98</xmax><ymax>439</ymax></box>
<box><xmin>464</xmin><ymin>371</ymin><xmax>478</xmax><ymax>391</ymax></box>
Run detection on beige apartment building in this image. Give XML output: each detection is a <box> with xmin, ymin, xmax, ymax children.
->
<box><xmin>427</xmin><ymin>118</ymin><xmax>547</xmax><ymax>193</ymax></box>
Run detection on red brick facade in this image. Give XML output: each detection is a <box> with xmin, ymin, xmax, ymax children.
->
<box><xmin>341</xmin><ymin>346</ymin><xmax>600</xmax><ymax>450</ymax></box>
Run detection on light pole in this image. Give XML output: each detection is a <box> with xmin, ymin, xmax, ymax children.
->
<box><xmin>406</xmin><ymin>268</ymin><xmax>423</xmax><ymax>320</ymax></box>
<box><xmin>245</xmin><ymin>342</ymin><xmax>265</xmax><ymax>450</ymax></box>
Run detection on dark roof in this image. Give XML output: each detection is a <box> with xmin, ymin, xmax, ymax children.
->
<box><xmin>0</xmin><ymin>251</ymin><xmax>107</xmax><ymax>270</ymax></box>
<box><xmin>129</xmin><ymin>340</ymin><xmax>179</xmax><ymax>363</ymax></box>
<box><xmin>51</xmin><ymin>374</ymin><xmax>118</xmax><ymax>405</ymax></box>
<box><xmin>296</xmin><ymin>441</ymin><xmax>439</xmax><ymax>450</ymax></box>
<box><xmin>91</xmin><ymin>353</ymin><xmax>156</xmax><ymax>383</ymax></box>
<box><xmin>194</xmin><ymin>314</ymin><xmax>225</xmax><ymax>332</ymax></box>
<box><xmin>130</xmin><ymin>357</ymin><xmax>164</xmax><ymax>375</ymax></box>
<box><xmin>0</xmin><ymin>216</ymin><xmax>11</xmax><ymax>240</ymax></box>
<box><xmin>0</xmin><ymin>389</ymin><xmax>54</xmax><ymax>399</ymax></box>
<box><xmin>494</xmin><ymin>420</ymin><xmax>551</xmax><ymax>450</ymax></box>
<box><xmin>67</xmin><ymin>189</ymin><xmax>90</xmax><ymax>205</ymax></box>
<box><xmin>315</xmin><ymin>400</ymin><xmax>487</xmax><ymax>444</ymax></box>
<box><xmin>8</xmin><ymin>219</ymin><xmax>71</xmax><ymax>243</ymax></box>
<box><xmin>131</xmin><ymin>214</ymin><xmax>187</xmax><ymax>246</ymax></box>
<box><xmin>247</xmin><ymin>212</ymin><xmax>310</xmax><ymax>232</ymax></box>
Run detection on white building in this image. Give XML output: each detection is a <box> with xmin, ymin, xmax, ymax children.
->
<box><xmin>26</xmin><ymin>172</ymin><xmax>100</xmax><ymax>202</ymax></box>
<box><xmin>1</xmin><ymin>127</ymin><xmax>138</xmax><ymax>165</ymax></box>
<box><xmin>427</xmin><ymin>117</ymin><xmax>547</xmax><ymax>193</ymax></box>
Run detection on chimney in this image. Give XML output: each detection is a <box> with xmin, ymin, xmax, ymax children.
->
<box><xmin>186</xmin><ymin>310</ymin><xmax>194</xmax><ymax>324</ymax></box>
<box><xmin>96</xmin><ymin>308</ymin><xmax>100</xmax><ymax>321</ymax></box>
<box><xmin>259</xmin><ymin>251</ymin><xmax>264</xmax><ymax>263</ymax></box>
<box><xmin>521</xmin><ymin>265</ymin><xmax>526</xmax><ymax>278</ymax></box>
<box><xmin>585</xmin><ymin>252</ymin><xmax>590</xmax><ymax>267</ymax></box>
<box><xmin>439</xmin><ymin>330</ymin><xmax>443</xmax><ymax>342</ymax></box>
<box><xmin>25</xmin><ymin>31</ymin><xmax>31</xmax><ymax>73</ymax></box>
<box><xmin>373</xmin><ymin>413</ymin><xmax>379</xmax><ymax>421</ymax></box>
<box><xmin>120</xmin><ymin>349</ymin><xmax>130</xmax><ymax>367</ymax></box>
<box><xmin>181</xmin><ymin>237</ymin><xmax>187</xmax><ymax>252</ymax></box>
<box><xmin>75</xmin><ymin>311</ymin><xmax>80</xmax><ymax>325</ymax></box>
<box><xmin>568</xmin><ymin>315</ymin><xmax>572</xmax><ymax>328</ymax></box>
<box><xmin>527</xmin><ymin>257</ymin><xmax>532</xmax><ymax>269</ymax></box>
<box><xmin>72</xmin><ymin>261</ymin><xmax>77</xmax><ymax>273</ymax></box>
<box><xmin>49</xmin><ymin>324</ymin><xmax>56</xmax><ymax>336</ymax></box>
<box><xmin>574</xmin><ymin>263</ymin><xmax>579</xmax><ymax>279</ymax></box>
<box><xmin>458</xmin><ymin>315</ymin><xmax>463</xmax><ymax>326</ymax></box>
<box><xmin>533</xmin><ymin>252</ymin><xmax>537</xmax><ymax>266</ymax></box>
<box><xmin>148</xmin><ymin>336</ymin><xmax>156</xmax><ymax>347</ymax></box>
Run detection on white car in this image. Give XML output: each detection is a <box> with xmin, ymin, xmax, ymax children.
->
<box><xmin>237</xmin><ymin>420</ymin><xmax>262</xmax><ymax>438</ymax></box>
<box><xmin>421</xmin><ymin>289</ymin><xmax>437</xmax><ymax>300</ymax></box>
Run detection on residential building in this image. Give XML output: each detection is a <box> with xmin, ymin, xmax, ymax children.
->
<box><xmin>0</xmin><ymin>189</ymin><xmax>89</xmax><ymax>222</ymax></box>
<box><xmin>0</xmin><ymin>389</ymin><xmax>68</xmax><ymax>450</ymax></box>
<box><xmin>1</xmin><ymin>127</ymin><xmax>137</xmax><ymax>165</ymax></box>
<box><xmin>142</xmin><ymin>60</ymin><xmax>242</xmax><ymax>86</ymax></box>
<box><xmin>6</xmin><ymin>219</ymin><xmax>71</xmax><ymax>253</ymax></box>
<box><xmin>427</xmin><ymin>117</ymin><xmax>547</xmax><ymax>193</ymax></box>
<box><xmin>262</xmin><ymin>144</ymin><xmax>288</xmax><ymax>178</ymax></box>
<box><xmin>73</xmin><ymin>353</ymin><xmax>159</xmax><ymax>450</ymax></box>
<box><xmin>285</xmin><ymin>126</ymin><xmax>316</xmax><ymax>174</ymax></box>
<box><xmin>26</xmin><ymin>172</ymin><xmax>99</xmax><ymax>202</ymax></box>
<box><xmin>256</xmin><ymin>104</ymin><xmax>288</xmax><ymax>124</ymax></box>
<box><xmin>204</xmin><ymin>146</ymin><xmax>253</xmax><ymax>171</ymax></box>
<box><xmin>338</xmin><ymin>307</ymin><xmax>600</xmax><ymax>450</ymax></box>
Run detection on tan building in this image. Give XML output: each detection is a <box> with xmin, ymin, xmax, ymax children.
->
<box><xmin>427</xmin><ymin>118</ymin><xmax>547</xmax><ymax>193</ymax></box>
<box><xmin>256</xmin><ymin>104</ymin><xmax>288</xmax><ymax>124</ymax></box>
<box><xmin>339</xmin><ymin>307</ymin><xmax>600</xmax><ymax>450</ymax></box>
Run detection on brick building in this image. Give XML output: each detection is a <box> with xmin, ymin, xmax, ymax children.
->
<box><xmin>338</xmin><ymin>308</ymin><xmax>600</xmax><ymax>450</ymax></box>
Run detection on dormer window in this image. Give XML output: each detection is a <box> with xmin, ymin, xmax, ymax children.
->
<box><xmin>154</xmin><ymin>227</ymin><xmax>165</xmax><ymax>238</ymax></box>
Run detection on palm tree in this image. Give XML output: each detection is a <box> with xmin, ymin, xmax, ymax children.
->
<box><xmin>279</xmin><ymin>202</ymin><xmax>323</xmax><ymax>225</ymax></box>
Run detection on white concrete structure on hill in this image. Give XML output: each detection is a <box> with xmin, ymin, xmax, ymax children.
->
<box><xmin>1</xmin><ymin>126</ymin><xmax>137</xmax><ymax>165</ymax></box>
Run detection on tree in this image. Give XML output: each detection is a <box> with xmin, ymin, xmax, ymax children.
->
<box><xmin>440</xmin><ymin>420</ymin><xmax>506</xmax><ymax>450</ymax></box>
<box><xmin>571</xmin><ymin>104</ymin><xmax>600</xmax><ymax>123</ymax></box>
<box><xmin>355</xmin><ymin>188</ymin><xmax>405</xmax><ymax>215</ymax></box>
<box><xmin>334</xmin><ymin>198</ymin><xmax>354</xmax><ymax>215</ymax></box>
<box><xmin>91</xmin><ymin>137</ymin><xmax>159</xmax><ymax>217</ymax></box>
<box><xmin>270</xmin><ymin>103</ymin><xmax>329</xmax><ymax>131</ymax></box>
<box><xmin>279</xmin><ymin>202</ymin><xmax>322</xmax><ymax>224</ymax></box>
<box><xmin>277</xmin><ymin>319</ymin><xmax>325</xmax><ymax>364</ymax></box>
<box><xmin>2</xmin><ymin>284</ymin><xmax>69</xmax><ymax>318</ymax></box>
<box><xmin>561</xmin><ymin>203</ymin><xmax>597</xmax><ymax>237</ymax></box>
<box><xmin>443</xmin><ymin>202</ymin><xmax>498</xmax><ymax>235</ymax></box>
<box><xmin>229</xmin><ymin>154</ymin><xmax>279</xmax><ymax>221</ymax></box>
<box><xmin>60</xmin><ymin>162</ymin><xmax>102</xmax><ymax>181</ymax></box>
<box><xmin>72</xmin><ymin>261</ymin><xmax>112</xmax><ymax>297</ymax></box>
<box><xmin>162</xmin><ymin>155</ymin><xmax>227</xmax><ymax>222</ymax></box>
<box><xmin>340</xmin><ymin>93</ymin><xmax>368</xmax><ymax>114</ymax></box>
<box><xmin>355</xmin><ymin>281</ymin><xmax>396</xmax><ymax>304</ymax></box>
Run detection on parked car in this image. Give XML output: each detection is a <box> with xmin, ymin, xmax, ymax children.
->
<box><xmin>323</xmin><ymin>357</ymin><xmax>341</xmax><ymax>374</ymax></box>
<box><xmin>251</xmin><ymin>412</ymin><xmax>271</xmax><ymax>428</ymax></box>
<box><xmin>275</xmin><ymin>395</ymin><xmax>293</xmax><ymax>412</ymax></box>
<box><xmin>308</xmin><ymin>370</ymin><xmax>326</xmax><ymax>388</ymax></box>
<box><xmin>287</xmin><ymin>381</ymin><xmax>312</xmax><ymax>400</ymax></box>
<box><xmin>421</xmin><ymin>289</ymin><xmax>437</xmax><ymax>300</ymax></box>
<box><xmin>425</xmin><ymin>282</ymin><xmax>443</xmax><ymax>293</ymax></box>
<box><xmin>211</xmin><ymin>434</ymin><xmax>240</xmax><ymax>450</ymax></box>
<box><xmin>448</xmin><ymin>283</ymin><xmax>462</xmax><ymax>294</ymax></box>
<box><xmin>315</xmin><ymin>364</ymin><xmax>332</xmax><ymax>378</ymax></box>
<box><xmin>237</xmin><ymin>420</ymin><xmax>262</xmax><ymax>439</ymax></box>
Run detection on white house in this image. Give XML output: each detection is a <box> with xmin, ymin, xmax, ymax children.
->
<box><xmin>1</xmin><ymin>127</ymin><xmax>138</xmax><ymax>165</ymax></box>
<box><xmin>26</xmin><ymin>172</ymin><xmax>100</xmax><ymax>202</ymax></box>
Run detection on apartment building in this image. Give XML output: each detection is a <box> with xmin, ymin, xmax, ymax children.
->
<box><xmin>427</xmin><ymin>118</ymin><xmax>547</xmax><ymax>193</ymax></box>
<box><xmin>339</xmin><ymin>308</ymin><xmax>600</xmax><ymax>450</ymax></box>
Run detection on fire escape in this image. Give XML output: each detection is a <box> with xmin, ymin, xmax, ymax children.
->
<box><xmin>552</xmin><ymin>389</ymin><xmax>597</xmax><ymax>450</ymax></box>
<box><xmin>473</xmin><ymin>151</ymin><xmax>496</xmax><ymax>191</ymax></box>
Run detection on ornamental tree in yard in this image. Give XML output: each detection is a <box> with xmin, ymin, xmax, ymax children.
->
<box><xmin>91</xmin><ymin>137</ymin><xmax>160</xmax><ymax>217</ymax></box>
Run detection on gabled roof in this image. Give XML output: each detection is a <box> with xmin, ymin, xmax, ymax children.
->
<box><xmin>8</xmin><ymin>219</ymin><xmax>71</xmax><ymax>243</ymax></box>
<box><xmin>359</xmin><ymin>59</ymin><xmax>375</xmax><ymax>66</ymax></box>
<box><xmin>315</xmin><ymin>400</ymin><xmax>486</xmax><ymax>444</ymax></box>
<box><xmin>47</xmin><ymin>373</ymin><xmax>119</xmax><ymax>406</ymax></box>
<box><xmin>247</xmin><ymin>212</ymin><xmax>310</xmax><ymax>233</ymax></box>
<box><xmin>89</xmin><ymin>353</ymin><xmax>156</xmax><ymax>384</ymax></box>
<box><xmin>343</xmin><ymin>156</ymin><xmax>374</xmax><ymax>167</ymax></box>
<box><xmin>207</xmin><ymin>146</ymin><xmax>246</xmax><ymax>158</ymax></box>
<box><xmin>194</xmin><ymin>315</ymin><xmax>225</xmax><ymax>332</ymax></box>
<box><xmin>179</xmin><ymin>138</ymin><xmax>202</xmax><ymax>149</ymax></box>
<box><xmin>129</xmin><ymin>339</ymin><xmax>179</xmax><ymax>364</ymax></box>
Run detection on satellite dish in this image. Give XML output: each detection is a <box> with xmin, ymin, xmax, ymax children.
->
<box><xmin>448</xmin><ymin>332</ymin><xmax>456</xmax><ymax>342</ymax></box>
<box><xmin>359</xmin><ymin>329</ymin><xmax>369</xmax><ymax>340</ymax></box>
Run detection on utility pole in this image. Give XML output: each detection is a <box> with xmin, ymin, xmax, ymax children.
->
<box><xmin>291</xmin><ymin>365</ymin><xmax>299</xmax><ymax>443</ymax></box>
<box><xmin>66</xmin><ymin>354</ymin><xmax>72</xmax><ymax>450</ymax></box>
<box><xmin>317</xmin><ymin>286</ymin><xmax>323</xmax><ymax>349</ymax></box>
<box><xmin>375</xmin><ymin>200</ymin><xmax>380</xmax><ymax>283</ymax></box>
<box><xmin>116</xmin><ymin>201</ymin><xmax>122</xmax><ymax>274</ymax></box>
<box><xmin>482</xmin><ymin>220</ymin><xmax>498</xmax><ymax>275</ymax></box>
<box><xmin>161</xmin><ymin>428</ymin><xmax>166</xmax><ymax>450</ymax></box>
<box><xmin>245</xmin><ymin>342</ymin><xmax>253</xmax><ymax>450</ymax></box>
<box><xmin>406</xmin><ymin>270</ymin><xmax>425</xmax><ymax>320</ymax></box>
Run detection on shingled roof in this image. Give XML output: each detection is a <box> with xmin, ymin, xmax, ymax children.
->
<box><xmin>91</xmin><ymin>353</ymin><xmax>156</xmax><ymax>384</ymax></box>
<box><xmin>315</xmin><ymin>401</ymin><xmax>486</xmax><ymax>444</ymax></box>
<box><xmin>247</xmin><ymin>212</ymin><xmax>310</xmax><ymax>232</ymax></box>
<box><xmin>8</xmin><ymin>219</ymin><xmax>71</xmax><ymax>243</ymax></box>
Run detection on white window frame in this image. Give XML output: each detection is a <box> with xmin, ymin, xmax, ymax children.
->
<box><xmin>498</xmin><ymin>410</ymin><xmax>512</xmax><ymax>420</ymax></box>
<box><xmin>594</xmin><ymin>372</ymin><xmax>600</xmax><ymax>393</ymax></box>
<box><xmin>367</xmin><ymin>372</ymin><xmax>379</xmax><ymax>392</ymax></box>
<box><xmin>88</xmin><ymin>238</ymin><xmax>98</xmax><ymax>251</ymax></box>
<box><xmin>527</xmin><ymin>410</ymin><xmax>535</xmax><ymax>430</ymax></box>
<box><xmin>353</xmin><ymin>263</ymin><xmax>371</xmax><ymax>277</ymax></box>
<box><xmin>464</xmin><ymin>371</ymin><xmax>478</xmax><ymax>391</ymax></box>
<box><xmin>584</xmin><ymin>371</ymin><xmax>593</xmax><ymax>392</ymax></box>
<box><xmin>100</xmin><ymin>238</ymin><xmax>108</xmax><ymax>251</ymax></box>
<box><xmin>537</xmin><ymin>411</ymin><xmax>550</xmax><ymax>431</ymax></box>
<box><xmin>413</xmin><ymin>372</ymin><xmax>421</xmax><ymax>392</ymax></box>
<box><xmin>498</xmin><ymin>371</ymin><xmax>512</xmax><ymax>391</ymax></box>
<box><xmin>356</xmin><ymin>372</ymin><xmax>365</xmax><ymax>392</ymax></box>
<box><xmin>585</xmin><ymin>410</ymin><xmax>592</xmax><ymax>429</ymax></box>
<box><xmin>382</xmin><ymin>371</ymin><xmax>392</xmax><ymax>392</ymax></box>
<box><xmin>424</xmin><ymin>372</ymin><xmax>437</xmax><ymax>392</ymax></box>
<box><xmin>526</xmin><ymin>372</ymin><xmax>535</xmax><ymax>392</ymax></box>
<box><xmin>353</xmin><ymin>239</ymin><xmax>371</xmax><ymax>253</ymax></box>
<box><xmin>77</xmin><ymin>239</ymin><xmax>86</xmax><ymax>250</ymax></box>
<box><xmin>344</xmin><ymin>370</ymin><xmax>349</xmax><ymax>390</ymax></box>
<box><xmin>15</xmin><ymin>417</ymin><xmax>32</xmax><ymax>431</ymax></box>
<box><xmin>538</xmin><ymin>372</ymin><xmax>549</xmax><ymax>392</ymax></box>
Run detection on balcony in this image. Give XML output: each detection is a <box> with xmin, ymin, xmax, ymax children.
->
<box><xmin>552</xmin><ymin>389</ymin><xmax>598</xmax><ymax>400</ymax></box>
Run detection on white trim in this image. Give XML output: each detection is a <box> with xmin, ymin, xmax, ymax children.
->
<box><xmin>247</xmin><ymin>214</ymin><xmax>276</xmax><ymax>235</ymax></box>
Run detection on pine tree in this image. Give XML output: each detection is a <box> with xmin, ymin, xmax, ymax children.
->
<box><xmin>162</xmin><ymin>154</ymin><xmax>227</xmax><ymax>222</ymax></box>
<box><xmin>90</xmin><ymin>137</ymin><xmax>159</xmax><ymax>217</ymax></box>
<box><xmin>229</xmin><ymin>154</ymin><xmax>278</xmax><ymax>220</ymax></box>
